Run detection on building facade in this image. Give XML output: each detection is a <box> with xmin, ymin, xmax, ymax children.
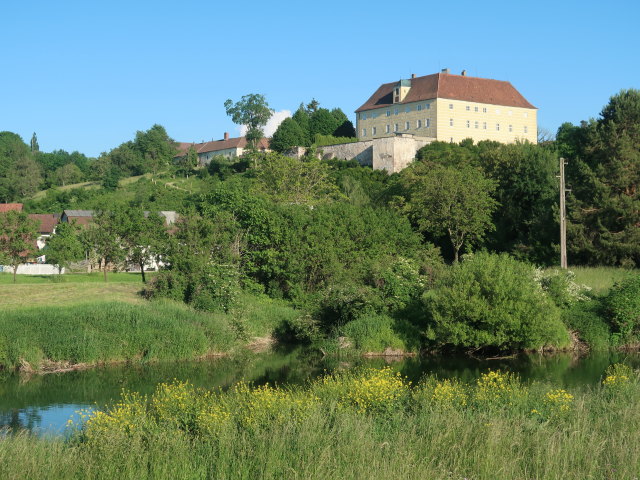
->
<box><xmin>175</xmin><ymin>133</ymin><xmax>269</xmax><ymax>166</ymax></box>
<box><xmin>356</xmin><ymin>69</ymin><xmax>537</xmax><ymax>145</ymax></box>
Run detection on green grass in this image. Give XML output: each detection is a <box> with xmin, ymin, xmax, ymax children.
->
<box><xmin>0</xmin><ymin>272</ymin><xmax>149</xmax><ymax>285</ymax></box>
<box><xmin>570</xmin><ymin>266</ymin><xmax>638</xmax><ymax>295</ymax></box>
<box><xmin>1</xmin><ymin>367</ymin><xmax>639</xmax><ymax>479</ymax></box>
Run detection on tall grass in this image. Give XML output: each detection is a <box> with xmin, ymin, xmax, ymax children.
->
<box><xmin>0</xmin><ymin>367</ymin><xmax>639</xmax><ymax>479</ymax></box>
<box><xmin>570</xmin><ymin>266</ymin><xmax>638</xmax><ymax>295</ymax></box>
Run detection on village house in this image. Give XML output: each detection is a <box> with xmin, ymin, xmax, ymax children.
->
<box><xmin>175</xmin><ymin>133</ymin><xmax>269</xmax><ymax>166</ymax></box>
<box><xmin>27</xmin><ymin>213</ymin><xmax>60</xmax><ymax>262</ymax></box>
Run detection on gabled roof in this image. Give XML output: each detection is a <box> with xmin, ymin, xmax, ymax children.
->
<box><xmin>0</xmin><ymin>203</ymin><xmax>23</xmax><ymax>212</ymax></box>
<box><xmin>62</xmin><ymin>209</ymin><xmax>93</xmax><ymax>226</ymax></box>
<box><xmin>356</xmin><ymin>72</ymin><xmax>536</xmax><ymax>112</ymax></box>
<box><xmin>28</xmin><ymin>214</ymin><xmax>60</xmax><ymax>234</ymax></box>
<box><xmin>175</xmin><ymin>136</ymin><xmax>269</xmax><ymax>157</ymax></box>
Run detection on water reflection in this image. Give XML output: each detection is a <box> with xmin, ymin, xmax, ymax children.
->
<box><xmin>1</xmin><ymin>348</ymin><xmax>638</xmax><ymax>435</ymax></box>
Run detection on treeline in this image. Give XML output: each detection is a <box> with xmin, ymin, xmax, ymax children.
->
<box><xmin>0</xmin><ymin>125</ymin><xmax>177</xmax><ymax>201</ymax></box>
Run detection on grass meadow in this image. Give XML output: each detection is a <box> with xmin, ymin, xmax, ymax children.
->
<box><xmin>0</xmin><ymin>366</ymin><xmax>638</xmax><ymax>479</ymax></box>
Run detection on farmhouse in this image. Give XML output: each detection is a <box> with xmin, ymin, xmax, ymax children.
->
<box><xmin>175</xmin><ymin>133</ymin><xmax>269</xmax><ymax>166</ymax></box>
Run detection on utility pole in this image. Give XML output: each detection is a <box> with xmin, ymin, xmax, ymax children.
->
<box><xmin>559</xmin><ymin>157</ymin><xmax>568</xmax><ymax>269</ymax></box>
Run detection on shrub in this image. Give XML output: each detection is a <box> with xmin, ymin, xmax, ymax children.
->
<box><xmin>423</xmin><ymin>252</ymin><xmax>569</xmax><ymax>351</ymax></box>
<box><xmin>562</xmin><ymin>300</ymin><xmax>611</xmax><ymax>350</ymax></box>
<box><xmin>534</xmin><ymin>268</ymin><xmax>591</xmax><ymax>307</ymax></box>
<box><xmin>339</xmin><ymin>313</ymin><xmax>418</xmax><ymax>353</ymax></box>
<box><xmin>603</xmin><ymin>275</ymin><xmax>640</xmax><ymax>339</ymax></box>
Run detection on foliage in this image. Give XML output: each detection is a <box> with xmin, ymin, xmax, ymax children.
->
<box><xmin>82</xmin><ymin>208</ymin><xmax>130</xmax><ymax>281</ymax></box>
<box><xmin>313</xmin><ymin>134</ymin><xmax>359</xmax><ymax>146</ymax></box>
<box><xmin>309</xmin><ymin>108</ymin><xmax>339</xmax><ymax>139</ymax></box>
<box><xmin>269</xmin><ymin>117</ymin><xmax>306</xmax><ymax>153</ymax></box>
<box><xmin>0</xmin><ymin>211</ymin><xmax>39</xmax><ymax>282</ymax></box>
<box><xmin>400</xmin><ymin>162</ymin><xmax>498</xmax><ymax>262</ymax></box>
<box><xmin>534</xmin><ymin>268</ymin><xmax>591</xmax><ymax>307</ymax></box>
<box><xmin>561</xmin><ymin>300</ymin><xmax>611</xmax><ymax>350</ymax></box>
<box><xmin>224</xmin><ymin>94</ymin><xmax>273</xmax><ymax>150</ymax></box>
<box><xmin>423</xmin><ymin>252</ymin><xmax>569</xmax><ymax>350</ymax></box>
<box><xmin>43</xmin><ymin>222</ymin><xmax>85</xmax><ymax>273</ymax></box>
<box><xmin>339</xmin><ymin>313</ymin><xmax>420</xmax><ymax>353</ymax></box>
<box><xmin>603</xmin><ymin>274</ymin><xmax>640</xmax><ymax>339</ymax></box>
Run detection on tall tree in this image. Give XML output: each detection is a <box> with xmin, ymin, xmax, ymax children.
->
<box><xmin>30</xmin><ymin>133</ymin><xmax>39</xmax><ymax>152</ymax></box>
<box><xmin>134</xmin><ymin>124</ymin><xmax>177</xmax><ymax>175</ymax></box>
<box><xmin>0</xmin><ymin>211</ymin><xmax>38</xmax><ymax>283</ymax></box>
<box><xmin>121</xmin><ymin>209</ymin><xmax>168</xmax><ymax>283</ymax></box>
<box><xmin>400</xmin><ymin>163</ymin><xmax>498</xmax><ymax>262</ymax></box>
<box><xmin>83</xmin><ymin>209</ymin><xmax>129</xmax><ymax>281</ymax></box>
<box><xmin>43</xmin><ymin>222</ymin><xmax>85</xmax><ymax>274</ymax></box>
<box><xmin>270</xmin><ymin>118</ymin><xmax>306</xmax><ymax>153</ymax></box>
<box><xmin>292</xmin><ymin>104</ymin><xmax>311</xmax><ymax>146</ymax></box>
<box><xmin>224</xmin><ymin>94</ymin><xmax>273</xmax><ymax>150</ymax></box>
<box><xmin>309</xmin><ymin>108</ymin><xmax>339</xmax><ymax>141</ymax></box>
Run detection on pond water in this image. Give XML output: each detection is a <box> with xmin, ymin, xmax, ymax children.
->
<box><xmin>1</xmin><ymin>347</ymin><xmax>639</xmax><ymax>435</ymax></box>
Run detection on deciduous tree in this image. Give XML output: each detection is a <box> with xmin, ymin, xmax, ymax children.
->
<box><xmin>224</xmin><ymin>94</ymin><xmax>273</xmax><ymax>150</ymax></box>
<box><xmin>0</xmin><ymin>211</ymin><xmax>38</xmax><ymax>282</ymax></box>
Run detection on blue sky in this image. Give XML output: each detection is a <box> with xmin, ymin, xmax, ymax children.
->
<box><xmin>2</xmin><ymin>0</ymin><xmax>639</xmax><ymax>157</ymax></box>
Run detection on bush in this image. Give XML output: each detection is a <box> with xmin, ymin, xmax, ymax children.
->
<box><xmin>603</xmin><ymin>275</ymin><xmax>640</xmax><ymax>340</ymax></box>
<box><xmin>562</xmin><ymin>300</ymin><xmax>611</xmax><ymax>350</ymax></box>
<box><xmin>535</xmin><ymin>268</ymin><xmax>592</xmax><ymax>308</ymax></box>
<box><xmin>339</xmin><ymin>313</ymin><xmax>419</xmax><ymax>353</ymax></box>
<box><xmin>423</xmin><ymin>252</ymin><xmax>569</xmax><ymax>351</ymax></box>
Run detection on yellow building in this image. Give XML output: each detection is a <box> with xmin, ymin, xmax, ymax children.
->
<box><xmin>355</xmin><ymin>69</ymin><xmax>537</xmax><ymax>144</ymax></box>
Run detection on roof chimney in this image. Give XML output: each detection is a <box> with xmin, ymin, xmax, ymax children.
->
<box><xmin>441</xmin><ymin>68</ymin><xmax>450</xmax><ymax>74</ymax></box>
<box><xmin>224</xmin><ymin>132</ymin><xmax>229</xmax><ymax>141</ymax></box>
<box><xmin>461</xmin><ymin>69</ymin><xmax>467</xmax><ymax>76</ymax></box>
<box><xmin>411</xmin><ymin>73</ymin><xmax>416</xmax><ymax>79</ymax></box>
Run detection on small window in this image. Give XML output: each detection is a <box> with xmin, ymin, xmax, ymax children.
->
<box><xmin>386</xmin><ymin>124</ymin><xmax>390</xmax><ymax>133</ymax></box>
<box><xmin>524</xmin><ymin>126</ymin><xmax>528</xmax><ymax>134</ymax></box>
<box><xmin>508</xmin><ymin>124</ymin><xmax>512</xmax><ymax>132</ymax></box>
<box><xmin>394</xmin><ymin>123</ymin><xmax>399</xmax><ymax>132</ymax></box>
<box><xmin>405</xmin><ymin>121</ymin><xmax>410</xmax><ymax>130</ymax></box>
<box><xmin>449</xmin><ymin>103</ymin><xmax>454</xmax><ymax>109</ymax></box>
<box><xmin>496</xmin><ymin>123</ymin><xmax>500</xmax><ymax>131</ymax></box>
<box><xmin>417</xmin><ymin>120</ymin><xmax>422</xmax><ymax>128</ymax></box>
<box><xmin>405</xmin><ymin>106</ymin><xmax>411</xmax><ymax>113</ymax></box>
<box><xmin>466</xmin><ymin>120</ymin><xmax>470</xmax><ymax>128</ymax></box>
<box><xmin>372</xmin><ymin>127</ymin><xmax>377</xmax><ymax>135</ymax></box>
<box><xmin>524</xmin><ymin>112</ymin><xmax>528</xmax><ymax>118</ymax></box>
<box><xmin>482</xmin><ymin>107</ymin><xmax>487</xmax><ymax>113</ymax></box>
<box><xmin>483</xmin><ymin>122</ymin><xmax>487</xmax><ymax>129</ymax></box>
<box><xmin>362</xmin><ymin>128</ymin><xmax>367</xmax><ymax>137</ymax></box>
<box><xmin>449</xmin><ymin>118</ymin><xmax>454</xmax><ymax>126</ymax></box>
<box><xmin>474</xmin><ymin>121</ymin><xmax>479</xmax><ymax>129</ymax></box>
<box><xmin>426</xmin><ymin>103</ymin><xmax>431</xmax><ymax>110</ymax></box>
<box><xmin>394</xmin><ymin>108</ymin><xmax>399</xmax><ymax>115</ymax></box>
<box><xmin>466</xmin><ymin>105</ymin><xmax>470</xmax><ymax>111</ymax></box>
<box><xmin>426</xmin><ymin>118</ymin><xmax>430</xmax><ymax>128</ymax></box>
<box><xmin>417</xmin><ymin>105</ymin><xmax>422</xmax><ymax>111</ymax></box>
<box><xmin>474</xmin><ymin>106</ymin><xmax>479</xmax><ymax>112</ymax></box>
<box><xmin>386</xmin><ymin>110</ymin><xmax>391</xmax><ymax>117</ymax></box>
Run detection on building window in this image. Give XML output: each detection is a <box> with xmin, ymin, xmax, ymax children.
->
<box><xmin>524</xmin><ymin>126</ymin><xmax>528</xmax><ymax>133</ymax></box>
<box><xmin>372</xmin><ymin>127</ymin><xmax>377</xmax><ymax>135</ymax></box>
<box><xmin>417</xmin><ymin>105</ymin><xmax>422</xmax><ymax>111</ymax></box>
<box><xmin>474</xmin><ymin>121</ymin><xmax>479</xmax><ymax>129</ymax></box>
<box><xmin>449</xmin><ymin>119</ymin><xmax>454</xmax><ymax>126</ymax></box>
<box><xmin>524</xmin><ymin>112</ymin><xmax>528</xmax><ymax>118</ymax></box>
<box><xmin>426</xmin><ymin>103</ymin><xmax>430</xmax><ymax>109</ymax></box>
<box><xmin>474</xmin><ymin>106</ymin><xmax>479</xmax><ymax>112</ymax></box>
<box><xmin>496</xmin><ymin>123</ymin><xmax>500</xmax><ymax>131</ymax></box>
<box><xmin>394</xmin><ymin>123</ymin><xmax>399</xmax><ymax>132</ymax></box>
<box><xmin>449</xmin><ymin>103</ymin><xmax>454</xmax><ymax>109</ymax></box>
<box><xmin>483</xmin><ymin>122</ymin><xmax>487</xmax><ymax>129</ymax></box>
<box><xmin>362</xmin><ymin>128</ymin><xmax>367</xmax><ymax>137</ymax></box>
<box><xmin>405</xmin><ymin>106</ymin><xmax>411</xmax><ymax>113</ymax></box>
<box><xmin>466</xmin><ymin>120</ymin><xmax>470</xmax><ymax>128</ymax></box>
<box><xmin>426</xmin><ymin>118</ymin><xmax>430</xmax><ymax>127</ymax></box>
<box><xmin>417</xmin><ymin>120</ymin><xmax>422</xmax><ymax>128</ymax></box>
<box><xmin>508</xmin><ymin>124</ymin><xmax>512</xmax><ymax>132</ymax></box>
<box><xmin>466</xmin><ymin>105</ymin><xmax>470</xmax><ymax>111</ymax></box>
<box><xmin>386</xmin><ymin>124</ymin><xmax>390</xmax><ymax>133</ymax></box>
<box><xmin>405</xmin><ymin>121</ymin><xmax>410</xmax><ymax>130</ymax></box>
<box><xmin>394</xmin><ymin>108</ymin><xmax>399</xmax><ymax>115</ymax></box>
<box><xmin>386</xmin><ymin>110</ymin><xmax>391</xmax><ymax>117</ymax></box>
<box><xmin>482</xmin><ymin>107</ymin><xmax>487</xmax><ymax>113</ymax></box>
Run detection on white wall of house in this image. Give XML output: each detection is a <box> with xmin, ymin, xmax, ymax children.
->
<box><xmin>0</xmin><ymin>264</ymin><xmax>65</xmax><ymax>275</ymax></box>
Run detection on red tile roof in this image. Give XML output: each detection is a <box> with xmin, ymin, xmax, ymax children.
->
<box><xmin>0</xmin><ymin>203</ymin><xmax>23</xmax><ymax>212</ymax></box>
<box><xmin>356</xmin><ymin>73</ymin><xmax>536</xmax><ymax>112</ymax></box>
<box><xmin>175</xmin><ymin>136</ymin><xmax>269</xmax><ymax>157</ymax></box>
<box><xmin>28</xmin><ymin>214</ymin><xmax>60</xmax><ymax>234</ymax></box>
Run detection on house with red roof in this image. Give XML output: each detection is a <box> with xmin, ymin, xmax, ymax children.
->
<box><xmin>0</xmin><ymin>203</ymin><xmax>23</xmax><ymax>213</ymax></box>
<box><xmin>174</xmin><ymin>132</ymin><xmax>269</xmax><ymax>166</ymax></box>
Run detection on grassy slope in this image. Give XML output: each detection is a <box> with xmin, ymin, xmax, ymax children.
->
<box><xmin>570</xmin><ymin>266</ymin><xmax>638</xmax><ymax>295</ymax></box>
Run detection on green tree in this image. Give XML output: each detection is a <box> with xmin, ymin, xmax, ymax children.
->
<box><xmin>83</xmin><ymin>209</ymin><xmax>129</xmax><ymax>282</ymax></box>
<box><xmin>30</xmin><ymin>133</ymin><xmax>39</xmax><ymax>152</ymax></box>
<box><xmin>178</xmin><ymin>145</ymin><xmax>199</xmax><ymax>177</ymax></box>
<box><xmin>7</xmin><ymin>156</ymin><xmax>43</xmax><ymax>198</ymax></box>
<box><xmin>0</xmin><ymin>211</ymin><xmax>38</xmax><ymax>283</ymax></box>
<box><xmin>121</xmin><ymin>209</ymin><xmax>168</xmax><ymax>283</ymax></box>
<box><xmin>134</xmin><ymin>124</ymin><xmax>177</xmax><ymax>175</ymax></box>
<box><xmin>102</xmin><ymin>165</ymin><xmax>121</xmax><ymax>191</ymax></box>
<box><xmin>54</xmin><ymin>163</ymin><xmax>83</xmax><ymax>186</ymax></box>
<box><xmin>270</xmin><ymin>117</ymin><xmax>306</xmax><ymax>153</ymax></box>
<box><xmin>292</xmin><ymin>104</ymin><xmax>311</xmax><ymax>146</ymax></box>
<box><xmin>43</xmin><ymin>222</ymin><xmax>85</xmax><ymax>274</ymax></box>
<box><xmin>309</xmin><ymin>108</ymin><xmax>339</xmax><ymax>141</ymax></box>
<box><xmin>224</xmin><ymin>94</ymin><xmax>273</xmax><ymax>150</ymax></box>
<box><xmin>401</xmin><ymin>163</ymin><xmax>498</xmax><ymax>262</ymax></box>
<box><xmin>0</xmin><ymin>132</ymin><xmax>30</xmax><ymax>201</ymax></box>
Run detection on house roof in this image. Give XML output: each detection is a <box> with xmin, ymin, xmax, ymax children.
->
<box><xmin>175</xmin><ymin>136</ymin><xmax>269</xmax><ymax>157</ymax></box>
<box><xmin>28</xmin><ymin>214</ymin><xmax>60</xmax><ymax>234</ymax></box>
<box><xmin>356</xmin><ymin>72</ymin><xmax>536</xmax><ymax>112</ymax></box>
<box><xmin>0</xmin><ymin>203</ymin><xmax>23</xmax><ymax>212</ymax></box>
<box><xmin>62</xmin><ymin>209</ymin><xmax>93</xmax><ymax>226</ymax></box>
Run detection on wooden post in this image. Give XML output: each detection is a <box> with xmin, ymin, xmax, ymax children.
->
<box><xmin>559</xmin><ymin>157</ymin><xmax>568</xmax><ymax>269</ymax></box>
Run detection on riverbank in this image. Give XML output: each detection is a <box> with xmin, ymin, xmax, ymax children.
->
<box><xmin>1</xmin><ymin>366</ymin><xmax>639</xmax><ymax>479</ymax></box>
